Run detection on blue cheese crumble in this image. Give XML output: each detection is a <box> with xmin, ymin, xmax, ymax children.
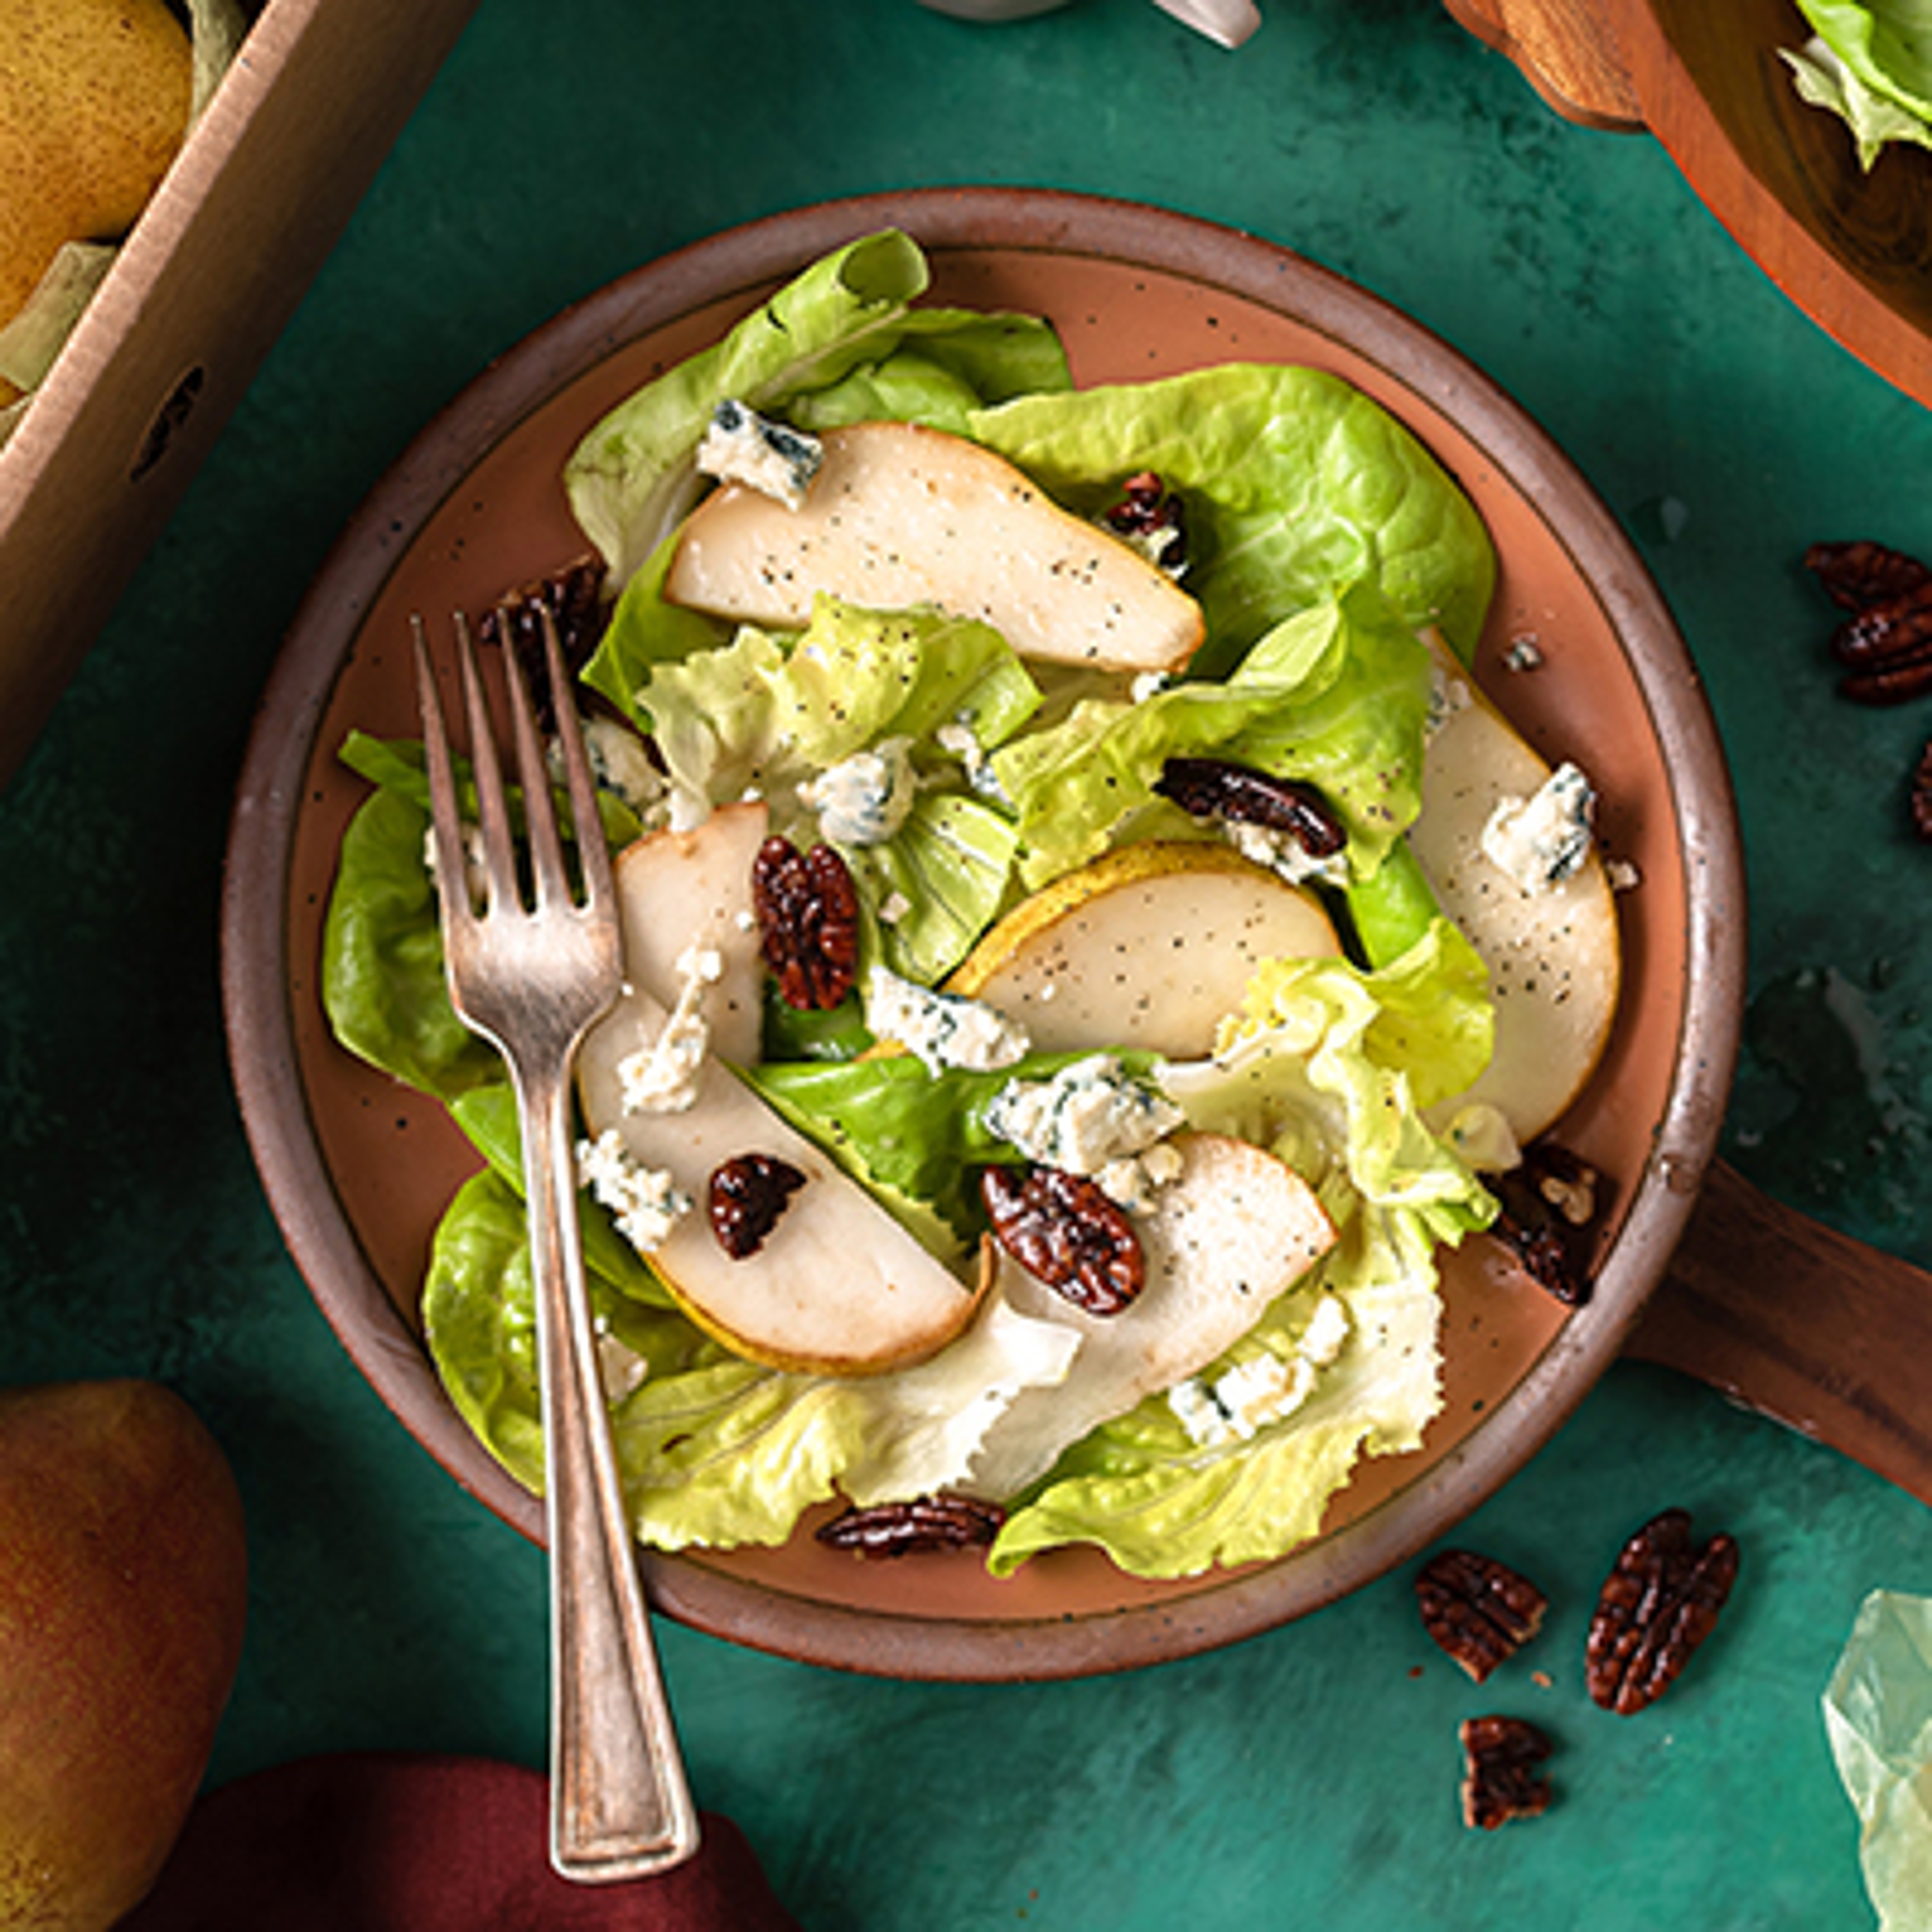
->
<box><xmin>799</xmin><ymin>737</ymin><xmax>917</xmax><ymax>846</ymax></box>
<box><xmin>1224</xmin><ymin>819</ymin><xmax>1349</xmax><ymax>888</ymax></box>
<box><xmin>697</xmin><ymin>398</ymin><xmax>823</xmax><ymax>509</ymax></box>
<box><xmin>577</xmin><ymin>1129</ymin><xmax>692</xmax><ymax>1253</ymax></box>
<box><xmin>616</xmin><ymin>944</ymin><xmax>721</xmax><ymax>1114</ymax></box>
<box><xmin>865</xmin><ymin>965</ymin><xmax>1030</xmax><ymax>1074</ymax></box>
<box><xmin>985</xmin><ymin>1054</ymin><xmax>1184</xmax><ymax>1182</ymax></box>
<box><xmin>935</xmin><ymin>721</ymin><xmax>1010</xmax><ymax>806</ymax></box>
<box><xmin>1168</xmin><ymin>1295</ymin><xmax>1350</xmax><ymax>1448</ymax></box>
<box><xmin>1481</xmin><ymin>762</ymin><xmax>1596</xmax><ymax>894</ymax></box>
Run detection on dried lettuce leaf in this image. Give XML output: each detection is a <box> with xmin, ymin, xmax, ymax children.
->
<box><xmin>1824</xmin><ymin>1589</ymin><xmax>1932</xmax><ymax>1928</ymax></box>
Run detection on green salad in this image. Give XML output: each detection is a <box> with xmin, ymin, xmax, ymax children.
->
<box><xmin>319</xmin><ymin>229</ymin><xmax>1607</xmax><ymax>1582</ymax></box>
<box><xmin>1784</xmin><ymin>1</ymin><xmax>1932</xmax><ymax>168</ymax></box>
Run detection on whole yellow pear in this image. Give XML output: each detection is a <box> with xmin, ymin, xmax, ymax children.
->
<box><xmin>0</xmin><ymin>0</ymin><xmax>193</xmax><ymax>366</ymax></box>
<box><xmin>0</xmin><ymin>1379</ymin><xmax>247</xmax><ymax>1931</ymax></box>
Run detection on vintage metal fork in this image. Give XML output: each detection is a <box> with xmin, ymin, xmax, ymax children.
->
<box><xmin>414</xmin><ymin>604</ymin><xmax>699</xmax><ymax>1881</ymax></box>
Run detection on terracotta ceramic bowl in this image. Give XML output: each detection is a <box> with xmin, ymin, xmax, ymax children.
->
<box><xmin>221</xmin><ymin>188</ymin><xmax>1745</xmax><ymax>1681</ymax></box>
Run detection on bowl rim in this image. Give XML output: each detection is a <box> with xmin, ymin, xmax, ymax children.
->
<box><xmin>220</xmin><ymin>185</ymin><xmax>1747</xmax><ymax>1680</ymax></box>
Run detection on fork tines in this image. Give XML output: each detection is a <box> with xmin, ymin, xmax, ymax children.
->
<box><xmin>412</xmin><ymin>603</ymin><xmax>613</xmax><ymax>929</ymax></box>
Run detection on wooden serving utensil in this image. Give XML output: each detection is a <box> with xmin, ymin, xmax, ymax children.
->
<box><xmin>1629</xmin><ymin>1159</ymin><xmax>1932</xmax><ymax>1508</ymax></box>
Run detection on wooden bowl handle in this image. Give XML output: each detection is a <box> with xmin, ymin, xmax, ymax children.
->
<box><xmin>1440</xmin><ymin>0</ymin><xmax>1647</xmax><ymax>131</ymax></box>
<box><xmin>1626</xmin><ymin>1159</ymin><xmax>1932</xmax><ymax>1506</ymax></box>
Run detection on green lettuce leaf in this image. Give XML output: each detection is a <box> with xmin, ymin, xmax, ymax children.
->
<box><xmin>563</xmin><ymin>228</ymin><xmax>1070</xmax><ymax>588</ymax></box>
<box><xmin>1794</xmin><ymin>0</ymin><xmax>1932</xmax><ymax>120</ymax></box>
<box><xmin>990</xmin><ymin>578</ymin><xmax>1434</xmax><ymax>889</ymax></box>
<box><xmin>1784</xmin><ymin>30</ymin><xmax>1932</xmax><ymax>165</ymax></box>
<box><xmin>968</xmin><ymin>362</ymin><xmax>1495</xmax><ymax>671</ymax></box>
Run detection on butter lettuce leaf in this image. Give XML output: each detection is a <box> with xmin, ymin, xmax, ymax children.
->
<box><xmin>990</xmin><ymin>579</ymin><xmax>1433</xmax><ymax>889</ymax></box>
<box><xmin>565</xmin><ymin>227</ymin><xmax>1071</xmax><ymax>588</ymax></box>
<box><xmin>1794</xmin><ymin>0</ymin><xmax>1932</xmax><ymax>121</ymax></box>
<box><xmin>969</xmin><ymin>362</ymin><xmax>1495</xmax><ymax>671</ymax></box>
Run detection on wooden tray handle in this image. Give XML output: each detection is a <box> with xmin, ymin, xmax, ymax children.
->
<box><xmin>1627</xmin><ymin>1159</ymin><xmax>1932</xmax><ymax>1507</ymax></box>
<box><xmin>1440</xmin><ymin>0</ymin><xmax>1646</xmax><ymax>131</ymax></box>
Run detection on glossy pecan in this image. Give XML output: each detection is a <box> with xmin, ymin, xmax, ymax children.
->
<box><xmin>751</xmin><ymin>836</ymin><xmax>860</xmax><ymax>1010</ymax></box>
<box><xmin>707</xmin><ymin>1153</ymin><xmax>807</xmax><ymax>1259</ymax></box>
<box><xmin>1805</xmin><ymin>539</ymin><xmax>1932</xmax><ymax>614</ymax></box>
<box><xmin>1416</xmin><ymin>1549</ymin><xmax>1549</xmax><ymax>1683</ymax></box>
<box><xmin>477</xmin><ymin>554</ymin><xmax>610</xmax><ymax>732</ymax></box>
<box><xmin>981</xmin><ymin>1165</ymin><xmax>1145</xmax><ymax>1316</ymax></box>
<box><xmin>815</xmin><ymin>1493</ymin><xmax>1006</xmax><ymax>1558</ymax></box>
<box><xmin>1912</xmin><ymin>741</ymin><xmax>1932</xmax><ymax>842</ymax></box>
<box><xmin>1585</xmin><ymin>1507</ymin><xmax>1739</xmax><ymax>1715</ymax></box>
<box><xmin>1483</xmin><ymin>1141</ymin><xmax>1605</xmax><ymax>1308</ymax></box>
<box><xmin>1153</xmin><ymin>756</ymin><xmax>1347</xmax><ymax>859</ymax></box>
<box><xmin>1460</xmin><ymin>1716</ymin><xmax>1555</xmax><ymax>1830</ymax></box>
<box><xmin>1102</xmin><ymin>470</ymin><xmax>1189</xmax><ymax>575</ymax></box>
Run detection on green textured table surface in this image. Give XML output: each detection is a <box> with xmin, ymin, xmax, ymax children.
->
<box><xmin>6</xmin><ymin>1</ymin><xmax>1931</xmax><ymax>1924</ymax></box>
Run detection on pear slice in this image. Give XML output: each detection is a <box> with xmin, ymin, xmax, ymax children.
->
<box><xmin>610</xmin><ymin>798</ymin><xmax>768</xmax><ymax>1066</ymax></box>
<box><xmin>1409</xmin><ymin>641</ymin><xmax>1621</xmax><ymax>1144</ymax></box>
<box><xmin>944</xmin><ymin>842</ymin><xmax>1341</xmax><ymax>1060</ymax></box>
<box><xmin>581</xmin><ymin>803</ymin><xmax>981</xmax><ymax>1375</ymax></box>
<box><xmin>965</xmin><ymin>1132</ymin><xmax>1335</xmax><ymax>1499</ymax></box>
<box><xmin>663</xmin><ymin>419</ymin><xmax>1206</xmax><ymax>674</ymax></box>
<box><xmin>578</xmin><ymin>1016</ymin><xmax>982</xmax><ymax>1375</ymax></box>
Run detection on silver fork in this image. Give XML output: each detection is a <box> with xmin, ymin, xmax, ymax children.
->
<box><xmin>414</xmin><ymin>604</ymin><xmax>699</xmax><ymax>1881</ymax></box>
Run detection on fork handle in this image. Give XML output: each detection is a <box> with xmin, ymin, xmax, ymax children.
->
<box><xmin>522</xmin><ymin>1063</ymin><xmax>700</xmax><ymax>1880</ymax></box>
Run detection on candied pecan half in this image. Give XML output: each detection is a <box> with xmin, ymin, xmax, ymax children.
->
<box><xmin>707</xmin><ymin>1153</ymin><xmax>807</xmax><ymax>1259</ymax></box>
<box><xmin>1483</xmin><ymin>1141</ymin><xmax>1606</xmax><ymax>1308</ymax></box>
<box><xmin>1102</xmin><ymin>470</ymin><xmax>1189</xmax><ymax>575</ymax></box>
<box><xmin>1416</xmin><ymin>1549</ymin><xmax>1549</xmax><ymax>1683</ymax></box>
<box><xmin>1153</xmin><ymin>756</ymin><xmax>1347</xmax><ymax>859</ymax></box>
<box><xmin>1460</xmin><ymin>1716</ymin><xmax>1555</xmax><ymax>1830</ymax></box>
<box><xmin>1585</xmin><ymin>1507</ymin><xmax>1739</xmax><ymax>1716</ymax></box>
<box><xmin>751</xmin><ymin>836</ymin><xmax>860</xmax><ymax>1009</ymax></box>
<box><xmin>815</xmin><ymin>1493</ymin><xmax>1006</xmax><ymax>1558</ymax></box>
<box><xmin>1912</xmin><ymin>742</ymin><xmax>1932</xmax><ymax>843</ymax></box>
<box><xmin>981</xmin><ymin>1165</ymin><xmax>1145</xmax><ymax>1316</ymax></box>
<box><xmin>1805</xmin><ymin>539</ymin><xmax>1932</xmax><ymax>613</ymax></box>
<box><xmin>477</xmin><ymin>554</ymin><xmax>610</xmax><ymax>732</ymax></box>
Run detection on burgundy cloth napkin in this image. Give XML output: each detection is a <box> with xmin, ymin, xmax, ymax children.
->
<box><xmin>119</xmin><ymin>1753</ymin><xmax>802</xmax><ymax>1931</ymax></box>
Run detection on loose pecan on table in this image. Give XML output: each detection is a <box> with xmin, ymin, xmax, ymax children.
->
<box><xmin>1804</xmin><ymin>539</ymin><xmax>1932</xmax><ymax>614</ymax></box>
<box><xmin>1802</xmin><ymin>540</ymin><xmax>1932</xmax><ymax>704</ymax></box>
<box><xmin>981</xmin><ymin>1164</ymin><xmax>1146</xmax><ymax>1316</ymax></box>
<box><xmin>1585</xmin><ymin>1507</ymin><xmax>1739</xmax><ymax>1716</ymax></box>
<box><xmin>815</xmin><ymin>1493</ymin><xmax>1006</xmax><ymax>1558</ymax></box>
<box><xmin>1459</xmin><ymin>1715</ymin><xmax>1555</xmax><ymax>1830</ymax></box>
<box><xmin>751</xmin><ymin>836</ymin><xmax>861</xmax><ymax>1010</ymax></box>
<box><xmin>707</xmin><ymin>1153</ymin><xmax>807</xmax><ymax>1259</ymax></box>
<box><xmin>1416</xmin><ymin>1549</ymin><xmax>1549</xmax><ymax>1683</ymax></box>
<box><xmin>1102</xmin><ymin>470</ymin><xmax>1189</xmax><ymax>575</ymax></box>
<box><xmin>477</xmin><ymin>553</ymin><xmax>611</xmax><ymax>732</ymax></box>
<box><xmin>1912</xmin><ymin>741</ymin><xmax>1932</xmax><ymax>843</ymax></box>
<box><xmin>1482</xmin><ymin>1141</ymin><xmax>1606</xmax><ymax>1308</ymax></box>
<box><xmin>1153</xmin><ymin>756</ymin><xmax>1348</xmax><ymax>860</ymax></box>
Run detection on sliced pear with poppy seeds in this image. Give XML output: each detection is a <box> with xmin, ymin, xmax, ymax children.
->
<box><xmin>1409</xmin><ymin>640</ymin><xmax>1621</xmax><ymax>1145</ymax></box>
<box><xmin>945</xmin><ymin>842</ymin><xmax>1341</xmax><ymax>1061</ymax></box>
<box><xmin>663</xmin><ymin>419</ymin><xmax>1205</xmax><ymax>673</ymax></box>
<box><xmin>964</xmin><ymin>1131</ymin><xmax>1335</xmax><ymax>1500</ymax></box>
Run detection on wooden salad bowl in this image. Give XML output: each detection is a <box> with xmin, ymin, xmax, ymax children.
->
<box><xmin>1444</xmin><ymin>0</ymin><xmax>1932</xmax><ymax>415</ymax></box>
<box><xmin>223</xmin><ymin>188</ymin><xmax>1932</xmax><ymax>1684</ymax></box>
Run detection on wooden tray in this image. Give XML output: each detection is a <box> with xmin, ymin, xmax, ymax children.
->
<box><xmin>1443</xmin><ymin>0</ymin><xmax>1932</xmax><ymax>415</ymax></box>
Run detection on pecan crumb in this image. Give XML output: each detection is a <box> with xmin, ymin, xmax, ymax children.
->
<box><xmin>1460</xmin><ymin>1715</ymin><xmax>1555</xmax><ymax>1830</ymax></box>
<box><xmin>1416</xmin><ymin>1549</ymin><xmax>1549</xmax><ymax>1682</ymax></box>
<box><xmin>751</xmin><ymin>836</ymin><xmax>861</xmax><ymax>1010</ymax></box>
<box><xmin>707</xmin><ymin>1153</ymin><xmax>807</xmax><ymax>1259</ymax></box>
<box><xmin>1102</xmin><ymin>470</ymin><xmax>1189</xmax><ymax>575</ymax></box>
<box><xmin>981</xmin><ymin>1165</ymin><xmax>1145</xmax><ymax>1316</ymax></box>
<box><xmin>1482</xmin><ymin>1141</ymin><xmax>1606</xmax><ymax>1307</ymax></box>
<box><xmin>815</xmin><ymin>1493</ymin><xmax>1006</xmax><ymax>1558</ymax></box>
<box><xmin>1585</xmin><ymin>1507</ymin><xmax>1739</xmax><ymax>1715</ymax></box>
